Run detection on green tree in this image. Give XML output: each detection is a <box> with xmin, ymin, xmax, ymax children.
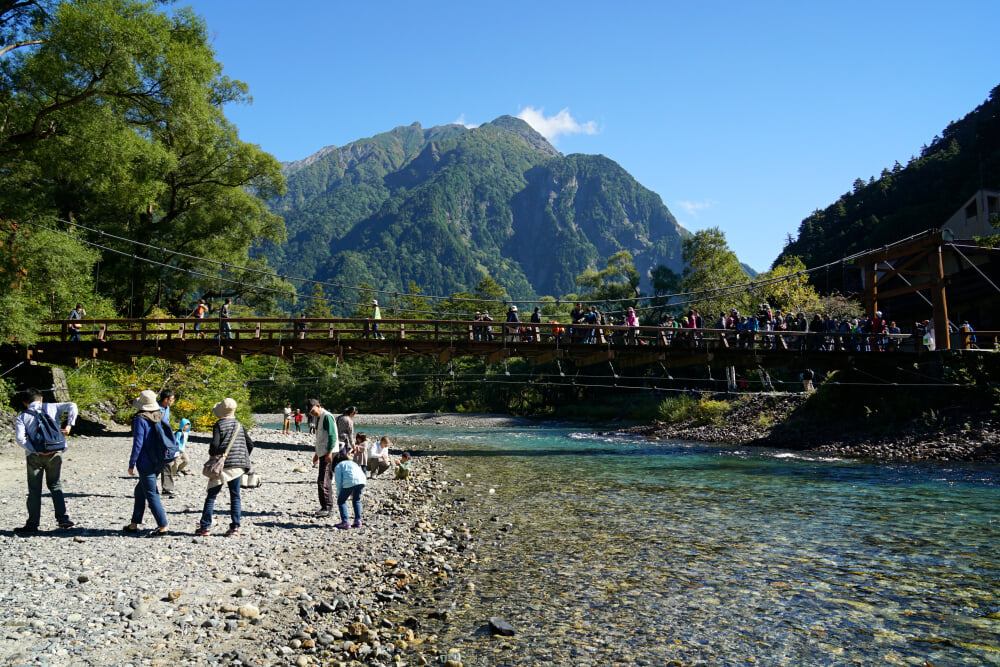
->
<box><xmin>751</xmin><ymin>256</ymin><xmax>820</xmax><ymax>315</ymax></box>
<box><xmin>679</xmin><ymin>227</ymin><xmax>750</xmax><ymax>316</ymax></box>
<box><xmin>0</xmin><ymin>224</ymin><xmax>116</xmax><ymax>342</ymax></box>
<box><xmin>574</xmin><ymin>250</ymin><xmax>640</xmax><ymax>306</ymax></box>
<box><xmin>0</xmin><ymin>0</ymin><xmax>289</xmax><ymax>325</ymax></box>
<box><xmin>301</xmin><ymin>283</ymin><xmax>332</xmax><ymax>319</ymax></box>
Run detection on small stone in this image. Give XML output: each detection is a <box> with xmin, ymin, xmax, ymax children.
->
<box><xmin>488</xmin><ymin>617</ymin><xmax>516</xmax><ymax>636</ymax></box>
<box><xmin>76</xmin><ymin>574</ymin><xmax>90</xmax><ymax>584</ymax></box>
<box><xmin>130</xmin><ymin>603</ymin><xmax>149</xmax><ymax>620</ymax></box>
<box><xmin>67</xmin><ymin>613</ymin><xmax>82</xmax><ymax>623</ymax></box>
<box><xmin>167</xmin><ymin>590</ymin><xmax>181</xmax><ymax>601</ymax></box>
<box><xmin>234</xmin><ymin>588</ymin><xmax>252</xmax><ymax>597</ymax></box>
<box><xmin>238</xmin><ymin>605</ymin><xmax>260</xmax><ymax>619</ymax></box>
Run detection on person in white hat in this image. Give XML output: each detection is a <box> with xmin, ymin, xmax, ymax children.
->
<box><xmin>505</xmin><ymin>304</ymin><xmax>520</xmax><ymax>342</ymax></box>
<box><xmin>196</xmin><ymin>398</ymin><xmax>253</xmax><ymax>537</ymax></box>
<box><xmin>371</xmin><ymin>299</ymin><xmax>383</xmax><ymax>339</ymax></box>
<box><xmin>124</xmin><ymin>389</ymin><xmax>173</xmax><ymax>537</ymax></box>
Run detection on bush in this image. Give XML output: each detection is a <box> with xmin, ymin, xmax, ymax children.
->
<box><xmin>657</xmin><ymin>394</ymin><xmax>699</xmax><ymax>422</ymax></box>
<box><xmin>657</xmin><ymin>394</ymin><xmax>732</xmax><ymax>425</ymax></box>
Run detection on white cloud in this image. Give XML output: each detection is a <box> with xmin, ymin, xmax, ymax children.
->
<box><xmin>676</xmin><ymin>200</ymin><xmax>717</xmax><ymax>217</ymax></box>
<box><xmin>453</xmin><ymin>114</ymin><xmax>478</xmax><ymax>129</ymax></box>
<box><xmin>516</xmin><ymin>106</ymin><xmax>598</xmax><ymax>143</ymax></box>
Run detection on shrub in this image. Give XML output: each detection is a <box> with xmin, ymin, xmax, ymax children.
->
<box><xmin>657</xmin><ymin>394</ymin><xmax>732</xmax><ymax>425</ymax></box>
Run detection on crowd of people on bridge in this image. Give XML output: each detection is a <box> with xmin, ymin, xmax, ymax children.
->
<box><xmin>469</xmin><ymin>301</ymin><xmax>916</xmax><ymax>351</ymax></box>
<box><xmin>61</xmin><ymin>295</ymin><xmax>973</xmax><ymax>354</ymax></box>
<box><xmin>11</xmin><ymin>388</ymin><xmax>411</xmax><ymax>537</ymax></box>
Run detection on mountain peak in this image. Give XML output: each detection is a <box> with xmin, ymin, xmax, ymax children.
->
<box><xmin>483</xmin><ymin>115</ymin><xmax>561</xmax><ymax>157</ymax></box>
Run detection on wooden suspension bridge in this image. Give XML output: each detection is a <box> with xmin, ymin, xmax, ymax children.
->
<box><xmin>10</xmin><ymin>316</ymin><xmax>994</xmax><ymax>372</ymax></box>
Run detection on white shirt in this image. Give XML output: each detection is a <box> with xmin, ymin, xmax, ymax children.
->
<box><xmin>15</xmin><ymin>401</ymin><xmax>78</xmax><ymax>454</ymax></box>
<box><xmin>367</xmin><ymin>440</ymin><xmax>389</xmax><ymax>462</ymax></box>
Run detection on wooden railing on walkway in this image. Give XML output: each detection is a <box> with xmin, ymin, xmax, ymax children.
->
<box><xmin>17</xmin><ymin>316</ymin><xmax>973</xmax><ymax>369</ymax></box>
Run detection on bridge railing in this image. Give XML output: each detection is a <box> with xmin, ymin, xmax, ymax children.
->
<box><xmin>40</xmin><ymin>317</ymin><xmax>918</xmax><ymax>353</ymax></box>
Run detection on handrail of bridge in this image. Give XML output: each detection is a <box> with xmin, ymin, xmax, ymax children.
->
<box><xmin>36</xmin><ymin>317</ymin><xmax>929</xmax><ymax>353</ymax></box>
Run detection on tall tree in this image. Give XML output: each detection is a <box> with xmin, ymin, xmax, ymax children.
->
<box><xmin>301</xmin><ymin>283</ymin><xmax>332</xmax><ymax>319</ymax></box>
<box><xmin>574</xmin><ymin>250</ymin><xmax>640</xmax><ymax>306</ymax></box>
<box><xmin>0</xmin><ymin>0</ymin><xmax>289</xmax><ymax>325</ymax></box>
<box><xmin>679</xmin><ymin>227</ymin><xmax>750</xmax><ymax>317</ymax></box>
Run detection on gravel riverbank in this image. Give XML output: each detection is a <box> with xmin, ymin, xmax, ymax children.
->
<box><xmin>620</xmin><ymin>393</ymin><xmax>1000</xmax><ymax>462</ymax></box>
<box><xmin>0</xmin><ymin>423</ymin><xmax>490</xmax><ymax>666</ymax></box>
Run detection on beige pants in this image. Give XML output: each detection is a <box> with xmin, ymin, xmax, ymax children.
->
<box><xmin>170</xmin><ymin>450</ymin><xmax>190</xmax><ymax>475</ymax></box>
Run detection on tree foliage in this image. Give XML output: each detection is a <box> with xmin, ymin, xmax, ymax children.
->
<box><xmin>0</xmin><ymin>0</ymin><xmax>288</xmax><ymax>336</ymax></box>
<box><xmin>574</xmin><ymin>250</ymin><xmax>640</xmax><ymax>306</ymax></box>
<box><xmin>679</xmin><ymin>227</ymin><xmax>750</xmax><ymax>316</ymax></box>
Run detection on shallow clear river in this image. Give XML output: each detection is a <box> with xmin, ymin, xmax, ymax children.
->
<box><xmin>300</xmin><ymin>422</ymin><xmax>1000</xmax><ymax>666</ymax></box>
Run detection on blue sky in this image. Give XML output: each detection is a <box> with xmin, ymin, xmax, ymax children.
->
<box><xmin>186</xmin><ymin>1</ymin><xmax>998</xmax><ymax>272</ymax></box>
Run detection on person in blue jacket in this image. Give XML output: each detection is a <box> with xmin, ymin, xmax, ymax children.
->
<box><xmin>124</xmin><ymin>390</ymin><xmax>172</xmax><ymax>537</ymax></box>
<box><xmin>333</xmin><ymin>449</ymin><xmax>367</xmax><ymax>530</ymax></box>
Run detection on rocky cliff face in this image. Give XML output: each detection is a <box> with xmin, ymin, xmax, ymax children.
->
<box><xmin>263</xmin><ymin>116</ymin><xmax>686</xmax><ymax>305</ymax></box>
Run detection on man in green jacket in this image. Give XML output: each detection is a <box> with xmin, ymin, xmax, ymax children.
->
<box><xmin>308</xmin><ymin>399</ymin><xmax>338</xmax><ymax>518</ymax></box>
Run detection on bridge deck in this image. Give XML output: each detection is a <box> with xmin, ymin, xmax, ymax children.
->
<box><xmin>6</xmin><ymin>317</ymin><xmax>968</xmax><ymax>370</ymax></box>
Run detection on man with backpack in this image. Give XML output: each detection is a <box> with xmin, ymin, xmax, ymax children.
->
<box><xmin>13</xmin><ymin>388</ymin><xmax>78</xmax><ymax>534</ymax></box>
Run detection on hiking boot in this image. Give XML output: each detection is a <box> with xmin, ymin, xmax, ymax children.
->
<box><xmin>351</xmin><ymin>520</ymin><xmax>362</xmax><ymax>528</ymax></box>
<box><xmin>333</xmin><ymin>521</ymin><xmax>349</xmax><ymax>530</ymax></box>
<box><xmin>122</xmin><ymin>524</ymin><xmax>139</xmax><ymax>535</ymax></box>
<box><xmin>194</xmin><ymin>527</ymin><xmax>210</xmax><ymax>536</ymax></box>
<box><xmin>13</xmin><ymin>525</ymin><xmax>38</xmax><ymax>535</ymax></box>
<box><xmin>224</xmin><ymin>526</ymin><xmax>239</xmax><ymax>537</ymax></box>
<box><xmin>57</xmin><ymin>520</ymin><xmax>76</xmax><ymax>529</ymax></box>
<box><xmin>146</xmin><ymin>528</ymin><xmax>168</xmax><ymax>538</ymax></box>
<box><xmin>314</xmin><ymin>509</ymin><xmax>331</xmax><ymax>518</ymax></box>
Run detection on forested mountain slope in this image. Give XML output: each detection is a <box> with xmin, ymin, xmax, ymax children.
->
<box><xmin>777</xmin><ymin>84</ymin><xmax>1000</xmax><ymax>272</ymax></box>
<box><xmin>263</xmin><ymin>116</ymin><xmax>687</xmax><ymax>304</ymax></box>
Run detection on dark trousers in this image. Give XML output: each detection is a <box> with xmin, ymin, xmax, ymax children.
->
<box><xmin>25</xmin><ymin>453</ymin><xmax>69</xmax><ymax>528</ymax></box>
<box><xmin>199</xmin><ymin>476</ymin><xmax>242</xmax><ymax>530</ymax></box>
<box><xmin>317</xmin><ymin>456</ymin><xmax>334</xmax><ymax>510</ymax></box>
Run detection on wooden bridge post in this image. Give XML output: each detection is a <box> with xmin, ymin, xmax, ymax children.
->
<box><xmin>931</xmin><ymin>244</ymin><xmax>950</xmax><ymax>350</ymax></box>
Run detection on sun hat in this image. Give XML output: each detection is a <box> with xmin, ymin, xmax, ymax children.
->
<box><xmin>213</xmin><ymin>397</ymin><xmax>237</xmax><ymax>419</ymax></box>
<box><xmin>133</xmin><ymin>389</ymin><xmax>159</xmax><ymax>412</ymax></box>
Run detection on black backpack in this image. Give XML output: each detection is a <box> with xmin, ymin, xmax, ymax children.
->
<box><xmin>26</xmin><ymin>407</ymin><xmax>67</xmax><ymax>453</ymax></box>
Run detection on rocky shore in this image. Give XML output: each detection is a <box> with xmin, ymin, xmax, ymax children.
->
<box><xmin>621</xmin><ymin>393</ymin><xmax>1000</xmax><ymax>462</ymax></box>
<box><xmin>0</xmin><ymin>422</ymin><xmax>493</xmax><ymax>667</ymax></box>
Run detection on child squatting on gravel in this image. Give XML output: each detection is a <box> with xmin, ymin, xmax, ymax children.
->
<box><xmin>333</xmin><ymin>449</ymin><xmax>366</xmax><ymax>529</ymax></box>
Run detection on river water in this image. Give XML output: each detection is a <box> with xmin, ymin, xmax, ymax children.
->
<box><xmin>374</xmin><ymin>422</ymin><xmax>1000</xmax><ymax>666</ymax></box>
<box><xmin>271</xmin><ymin>421</ymin><xmax>1000</xmax><ymax>665</ymax></box>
